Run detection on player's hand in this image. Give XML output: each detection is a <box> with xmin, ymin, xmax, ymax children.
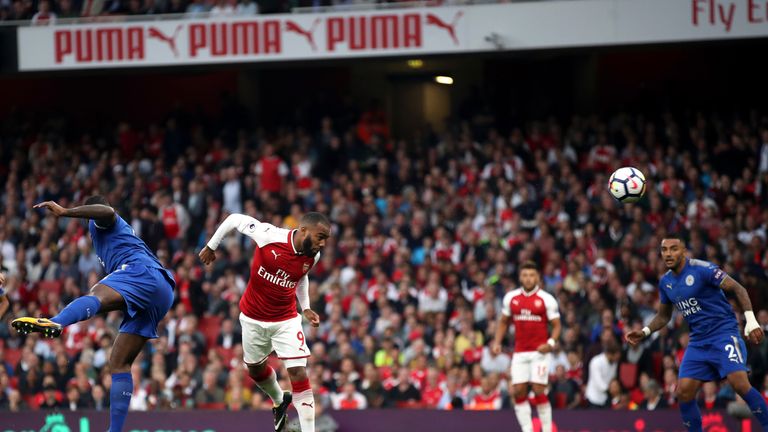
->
<box><xmin>747</xmin><ymin>327</ymin><xmax>764</xmax><ymax>345</ymax></box>
<box><xmin>536</xmin><ymin>343</ymin><xmax>553</xmax><ymax>354</ymax></box>
<box><xmin>490</xmin><ymin>341</ymin><xmax>502</xmax><ymax>356</ymax></box>
<box><xmin>303</xmin><ymin>309</ymin><xmax>320</xmax><ymax>327</ymax></box>
<box><xmin>33</xmin><ymin>201</ymin><xmax>67</xmax><ymax>217</ymax></box>
<box><xmin>198</xmin><ymin>246</ymin><xmax>217</xmax><ymax>265</ymax></box>
<box><xmin>625</xmin><ymin>330</ymin><xmax>646</xmax><ymax>346</ymax></box>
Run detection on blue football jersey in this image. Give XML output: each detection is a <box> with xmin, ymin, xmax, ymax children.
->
<box><xmin>659</xmin><ymin>258</ymin><xmax>738</xmax><ymax>345</ymax></box>
<box><xmin>88</xmin><ymin>214</ymin><xmax>165</xmax><ymax>274</ymax></box>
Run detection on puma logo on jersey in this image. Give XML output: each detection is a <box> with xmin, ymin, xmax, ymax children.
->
<box><xmin>301</xmin><ymin>402</ymin><xmax>314</xmax><ymax>408</ymax></box>
<box><xmin>272</xmin><ymin>250</ymin><xmax>280</xmax><ymax>260</ymax></box>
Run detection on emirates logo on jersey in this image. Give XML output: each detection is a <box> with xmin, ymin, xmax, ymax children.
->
<box><xmin>257</xmin><ymin>266</ymin><xmax>298</xmax><ymax>288</ymax></box>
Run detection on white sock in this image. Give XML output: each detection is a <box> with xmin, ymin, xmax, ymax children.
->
<box><xmin>514</xmin><ymin>400</ymin><xmax>533</xmax><ymax>432</ymax></box>
<box><xmin>253</xmin><ymin>367</ymin><xmax>284</xmax><ymax>406</ymax></box>
<box><xmin>293</xmin><ymin>389</ymin><xmax>315</xmax><ymax>432</ymax></box>
<box><xmin>536</xmin><ymin>401</ymin><xmax>553</xmax><ymax>432</ymax></box>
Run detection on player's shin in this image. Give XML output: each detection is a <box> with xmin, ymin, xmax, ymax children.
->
<box><xmin>679</xmin><ymin>400</ymin><xmax>703</xmax><ymax>432</ymax></box>
<box><xmin>251</xmin><ymin>365</ymin><xmax>284</xmax><ymax>406</ymax></box>
<box><xmin>291</xmin><ymin>377</ymin><xmax>315</xmax><ymax>432</ymax></box>
<box><xmin>534</xmin><ymin>393</ymin><xmax>553</xmax><ymax>432</ymax></box>
<box><xmin>513</xmin><ymin>395</ymin><xmax>534</xmax><ymax>432</ymax></box>
<box><xmin>109</xmin><ymin>372</ymin><xmax>132</xmax><ymax>432</ymax></box>
<box><xmin>742</xmin><ymin>388</ymin><xmax>768</xmax><ymax>428</ymax></box>
<box><xmin>50</xmin><ymin>295</ymin><xmax>101</xmax><ymax>326</ymax></box>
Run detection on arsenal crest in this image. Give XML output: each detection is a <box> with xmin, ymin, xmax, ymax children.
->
<box><xmin>303</xmin><ymin>263</ymin><xmax>310</xmax><ymax>273</ymax></box>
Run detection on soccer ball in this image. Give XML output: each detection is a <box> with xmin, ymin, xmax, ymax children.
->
<box><xmin>608</xmin><ymin>167</ymin><xmax>646</xmax><ymax>203</ymax></box>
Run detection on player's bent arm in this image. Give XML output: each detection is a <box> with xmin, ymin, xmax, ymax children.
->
<box><xmin>206</xmin><ymin>213</ymin><xmax>262</xmax><ymax>250</ymax></box>
<box><xmin>643</xmin><ymin>303</ymin><xmax>674</xmax><ymax>336</ymax></box>
<box><xmin>721</xmin><ymin>275</ymin><xmax>761</xmax><ymax>336</ymax></box>
<box><xmin>493</xmin><ymin>314</ymin><xmax>510</xmax><ymax>350</ymax></box>
<box><xmin>548</xmin><ymin>318</ymin><xmax>562</xmax><ymax>347</ymax></box>
<box><xmin>296</xmin><ymin>275</ymin><xmax>310</xmax><ymax>312</ymax></box>
<box><xmin>63</xmin><ymin>204</ymin><xmax>117</xmax><ymax>225</ymax></box>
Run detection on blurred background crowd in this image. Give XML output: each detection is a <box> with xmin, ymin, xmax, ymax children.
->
<box><xmin>1</xmin><ymin>102</ymin><xmax>768</xmax><ymax>415</ymax></box>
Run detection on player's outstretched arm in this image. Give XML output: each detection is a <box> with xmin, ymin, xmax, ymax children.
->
<box><xmin>491</xmin><ymin>314</ymin><xmax>510</xmax><ymax>355</ymax></box>
<box><xmin>34</xmin><ymin>201</ymin><xmax>116</xmax><ymax>226</ymax></box>
<box><xmin>721</xmin><ymin>275</ymin><xmax>764</xmax><ymax>344</ymax></box>
<box><xmin>626</xmin><ymin>303</ymin><xmax>673</xmax><ymax>346</ymax></box>
<box><xmin>200</xmin><ymin>213</ymin><xmax>258</xmax><ymax>265</ymax></box>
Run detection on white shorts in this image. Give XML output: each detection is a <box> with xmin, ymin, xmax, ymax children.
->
<box><xmin>511</xmin><ymin>351</ymin><xmax>551</xmax><ymax>385</ymax></box>
<box><xmin>239</xmin><ymin>313</ymin><xmax>310</xmax><ymax>368</ymax></box>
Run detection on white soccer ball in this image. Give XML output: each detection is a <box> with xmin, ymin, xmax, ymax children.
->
<box><xmin>608</xmin><ymin>167</ymin><xmax>646</xmax><ymax>203</ymax></box>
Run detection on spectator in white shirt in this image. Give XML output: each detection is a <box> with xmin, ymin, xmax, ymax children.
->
<box><xmin>31</xmin><ymin>0</ymin><xmax>56</xmax><ymax>25</ymax></box>
<box><xmin>585</xmin><ymin>341</ymin><xmax>621</xmax><ymax>408</ymax></box>
<box><xmin>418</xmin><ymin>283</ymin><xmax>448</xmax><ymax>314</ymax></box>
<box><xmin>235</xmin><ymin>0</ymin><xmax>257</xmax><ymax>14</ymax></box>
<box><xmin>480</xmin><ymin>346</ymin><xmax>511</xmax><ymax>375</ymax></box>
<box><xmin>222</xmin><ymin>167</ymin><xmax>243</xmax><ymax>215</ymax></box>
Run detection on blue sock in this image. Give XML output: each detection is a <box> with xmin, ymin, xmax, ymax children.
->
<box><xmin>680</xmin><ymin>400</ymin><xmax>703</xmax><ymax>432</ymax></box>
<box><xmin>50</xmin><ymin>295</ymin><xmax>101</xmax><ymax>327</ymax></box>
<box><xmin>110</xmin><ymin>372</ymin><xmax>133</xmax><ymax>432</ymax></box>
<box><xmin>743</xmin><ymin>388</ymin><xmax>768</xmax><ymax>428</ymax></box>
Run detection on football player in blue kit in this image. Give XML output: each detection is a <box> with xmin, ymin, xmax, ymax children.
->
<box><xmin>12</xmin><ymin>196</ymin><xmax>175</xmax><ymax>432</ymax></box>
<box><xmin>626</xmin><ymin>234</ymin><xmax>767</xmax><ymax>432</ymax></box>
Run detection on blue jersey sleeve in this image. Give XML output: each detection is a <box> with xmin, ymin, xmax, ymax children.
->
<box><xmin>706</xmin><ymin>264</ymin><xmax>727</xmax><ymax>288</ymax></box>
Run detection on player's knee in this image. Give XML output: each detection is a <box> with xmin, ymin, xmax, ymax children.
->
<box><xmin>287</xmin><ymin>366</ymin><xmax>308</xmax><ymax>382</ymax></box>
<box><xmin>247</xmin><ymin>361</ymin><xmax>268</xmax><ymax>378</ymax></box>
<box><xmin>109</xmin><ymin>358</ymin><xmax>131</xmax><ymax>374</ymax></box>
<box><xmin>676</xmin><ymin>386</ymin><xmax>696</xmax><ymax>402</ymax></box>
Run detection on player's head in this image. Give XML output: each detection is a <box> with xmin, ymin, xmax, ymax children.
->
<box><xmin>297</xmin><ymin>212</ymin><xmax>331</xmax><ymax>257</ymax></box>
<box><xmin>84</xmin><ymin>195</ymin><xmax>110</xmax><ymax>206</ymax></box>
<box><xmin>660</xmin><ymin>233</ymin><xmax>687</xmax><ymax>271</ymax></box>
<box><xmin>518</xmin><ymin>261</ymin><xmax>539</xmax><ymax>291</ymax></box>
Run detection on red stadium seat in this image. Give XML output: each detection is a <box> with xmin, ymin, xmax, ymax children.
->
<box><xmin>197</xmin><ymin>402</ymin><xmax>226</xmax><ymax>410</ymax></box>
<box><xmin>619</xmin><ymin>362</ymin><xmax>638</xmax><ymax>390</ymax></box>
<box><xmin>554</xmin><ymin>392</ymin><xmax>568</xmax><ymax>408</ymax></box>
<box><xmin>4</xmin><ymin>348</ymin><xmax>22</xmax><ymax>369</ymax></box>
<box><xmin>200</xmin><ymin>315</ymin><xmax>222</xmax><ymax>348</ymax></box>
<box><xmin>36</xmin><ymin>280</ymin><xmax>63</xmax><ymax>296</ymax></box>
<box><xmin>216</xmin><ymin>347</ymin><xmax>236</xmax><ymax>366</ymax></box>
<box><xmin>651</xmin><ymin>352</ymin><xmax>664</xmax><ymax>381</ymax></box>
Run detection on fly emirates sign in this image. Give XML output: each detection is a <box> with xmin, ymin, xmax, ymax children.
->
<box><xmin>17</xmin><ymin>0</ymin><xmax>768</xmax><ymax>71</ymax></box>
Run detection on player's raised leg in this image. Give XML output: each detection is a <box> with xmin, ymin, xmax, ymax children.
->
<box><xmin>677</xmin><ymin>378</ymin><xmax>704</xmax><ymax>432</ymax></box>
<box><xmin>12</xmin><ymin>283</ymin><xmax>125</xmax><ymax>337</ymax></box>
<box><xmin>109</xmin><ymin>332</ymin><xmax>148</xmax><ymax>432</ymax></box>
<box><xmin>728</xmin><ymin>370</ymin><xmax>768</xmax><ymax>429</ymax></box>
<box><xmin>248</xmin><ymin>361</ymin><xmax>291</xmax><ymax>431</ymax></box>
<box><xmin>288</xmin><ymin>365</ymin><xmax>315</xmax><ymax>432</ymax></box>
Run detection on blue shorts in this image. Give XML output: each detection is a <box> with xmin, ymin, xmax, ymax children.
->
<box><xmin>680</xmin><ymin>333</ymin><xmax>749</xmax><ymax>381</ymax></box>
<box><xmin>99</xmin><ymin>264</ymin><xmax>175</xmax><ymax>339</ymax></box>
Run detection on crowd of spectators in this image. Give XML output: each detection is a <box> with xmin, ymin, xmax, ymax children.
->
<box><xmin>0</xmin><ymin>0</ymin><xmax>495</xmax><ymax>24</ymax></box>
<box><xmin>1</xmin><ymin>102</ymin><xmax>768</xmax><ymax>416</ymax></box>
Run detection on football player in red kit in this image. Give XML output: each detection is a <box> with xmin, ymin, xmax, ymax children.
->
<box><xmin>491</xmin><ymin>261</ymin><xmax>561</xmax><ymax>432</ymax></box>
<box><xmin>199</xmin><ymin>212</ymin><xmax>330</xmax><ymax>432</ymax></box>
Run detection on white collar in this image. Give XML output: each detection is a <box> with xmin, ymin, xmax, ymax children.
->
<box><xmin>521</xmin><ymin>286</ymin><xmax>540</xmax><ymax>297</ymax></box>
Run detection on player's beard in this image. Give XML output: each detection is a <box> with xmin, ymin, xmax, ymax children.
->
<box><xmin>301</xmin><ymin>235</ymin><xmax>315</xmax><ymax>256</ymax></box>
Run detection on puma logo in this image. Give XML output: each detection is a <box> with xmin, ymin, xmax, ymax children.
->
<box><xmin>301</xmin><ymin>401</ymin><xmax>314</xmax><ymax>408</ymax></box>
<box><xmin>298</xmin><ymin>346</ymin><xmax>306</xmax><ymax>353</ymax></box>
<box><xmin>284</xmin><ymin>19</ymin><xmax>321</xmax><ymax>51</ymax></box>
<box><xmin>271</xmin><ymin>250</ymin><xmax>280</xmax><ymax>260</ymax></box>
<box><xmin>425</xmin><ymin>11</ymin><xmax>464</xmax><ymax>45</ymax></box>
<box><xmin>147</xmin><ymin>25</ymin><xmax>182</xmax><ymax>57</ymax></box>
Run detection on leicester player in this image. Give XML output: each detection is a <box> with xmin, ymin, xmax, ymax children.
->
<box><xmin>626</xmin><ymin>234</ymin><xmax>768</xmax><ymax>432</ymax></box>
<box><xmin>12</xmin><ymin>196</ymin><xmax>175</xmax><ymax>432</ymax></box>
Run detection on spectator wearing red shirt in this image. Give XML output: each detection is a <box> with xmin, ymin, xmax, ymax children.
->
<box><xmin>467</xmin><ymin>375</ymin><xmax>502</xmax><ymax>410</ymax></box>
<box><xmin>331</xmin><ymin>382</ymin><xmax>367</xmax><ymax>410</ymax></box>
<box><xmin>254</xmin><ymin>145</ymin><xmax>288</xmax><ymax>194</ymax></box>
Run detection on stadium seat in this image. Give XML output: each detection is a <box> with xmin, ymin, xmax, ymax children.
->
<box><xmin>216</xmin><ymin>347</ymin><xmax>236</xmax><ymax>366</ymax></box>
<box><xmin>619</xmin><ymin>362</ymin><xmax>638</xmax><ymax>389</ymax></box>
<box><xmin>36</xmin><ymin>280</ymin><xmax>63</xmax><ymax>296</ymax></box>
<box><xmin>4</xmin><ymin>348</ymin><xmax>22</xmax><ymax>369</ymax></box>
<box><xmin>554</xmin><ymin>392</ymin><xmax>567</xmax><ymax>408</ymax></box>
<box><xmin>200</xmin><ymin>315</ymin><xmax>223</xmax><ymax>347</ymax></box>
<box><xmin>651</xmin><ymin>352</ymin><xmax>664</xmax><ymax>380</ymax></box>
<box><xmin>197</xmin><ymin>402</ymin><xmax>226</xmax><ymax>410</ymax></box>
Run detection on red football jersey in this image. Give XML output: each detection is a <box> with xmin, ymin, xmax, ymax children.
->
<box><xmin>502</xmin><ymin>287</ymin><xmax>559</xmax><ymax>353</ymax></box>
<box><xmin>208</xmin><ymin>215</ymin><xmax>319</xmax><ymax>322</ymax></box>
